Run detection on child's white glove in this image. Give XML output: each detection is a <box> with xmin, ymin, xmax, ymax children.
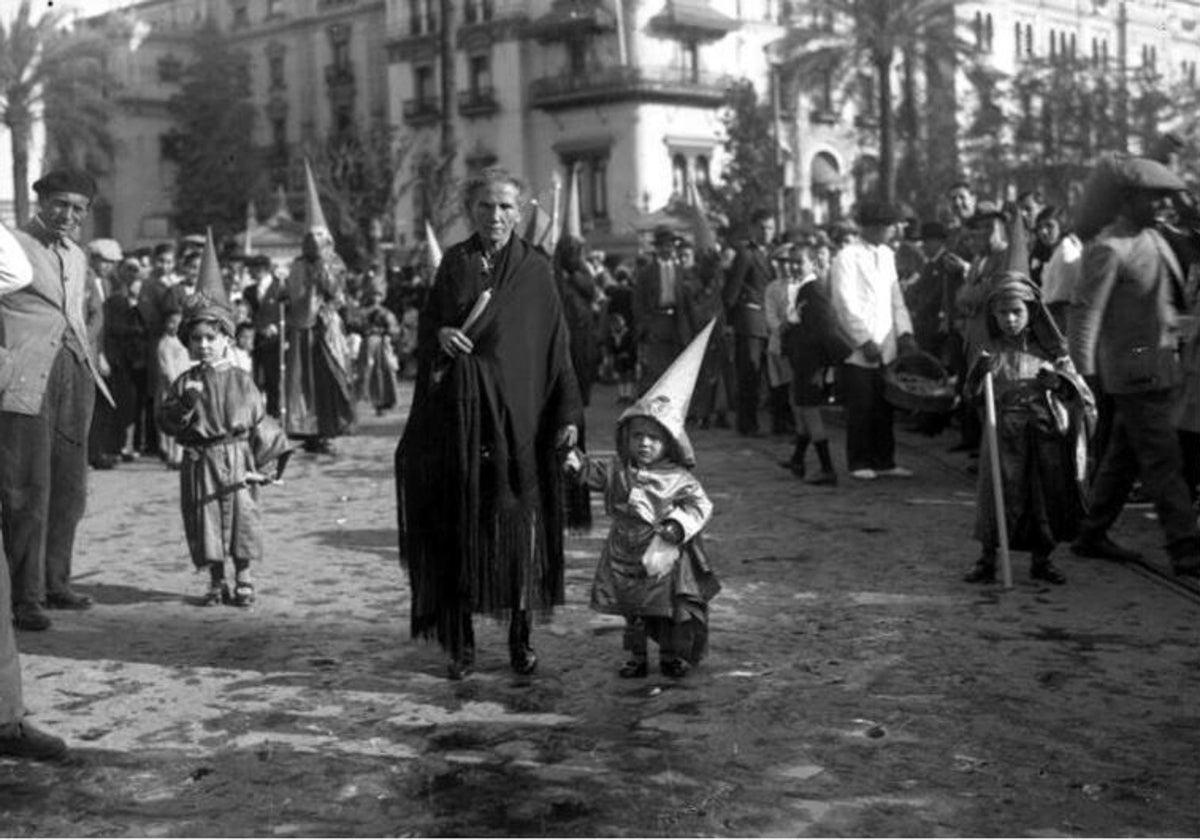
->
<box><xmin>643</xmin><ymin>533</ymin><xmax>680</xmax><ymax>579</ymax></box>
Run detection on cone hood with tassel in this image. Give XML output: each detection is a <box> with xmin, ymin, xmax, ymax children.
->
<box><xmin>181</xmin><ymin>229</ymin><xmax>234</xmax><ymax>336</ymax></box>
<box><xmin>618</xmin><ymin>318</ymin><xmax>717</xmax><ymax>468</ymax></box>
<box><xmin>303</xmin><ymin>159</ymin><xmax>331</xmax><ymax>237</ymax></box>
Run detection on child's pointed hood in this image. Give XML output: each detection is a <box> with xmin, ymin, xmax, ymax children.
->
<box><xmin>618</xmin><ymin>318</ymin><xmax>716</xmax><ymax>467</ymax></box>
<box><xmin>181</xmin><ymin>228</ymin><xmax>234</xmax><ymax>336</ymax></box>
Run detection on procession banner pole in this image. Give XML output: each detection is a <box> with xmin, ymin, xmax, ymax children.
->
<box><xmin>982</xmin><ymin>367</ymin><xmax>1013</xmax><ymax>589</ymax></box>
<box><xmin>278</xmin><ymin>296</ymin><xmax>288</xmax><ymax>432</ymax></box>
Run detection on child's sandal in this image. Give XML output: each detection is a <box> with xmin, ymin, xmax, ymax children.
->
<box><xmin>231</xmin><ymin>574</ymin><xmax>255</xmax><ymax>607</ymax></box>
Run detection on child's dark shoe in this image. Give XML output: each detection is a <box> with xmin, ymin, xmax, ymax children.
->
<box><xmin>618</xmin><ymin>659</ymin><xmax>648</xmax><ymax>678</ymax></box>
<box><xmin>660</xmin><ymin>658</ymin><xmax>690</xmax><ymax>679</ymax></box>
<box><xmin>201</xmin><ymin>583</ymin><xmax>230</xmax><ymax>607</ymax></box>
<box><xmin>805</xmin><ymin>470</ymin><xmax>838</xmax><ymax>486</ymax></box>
<box><xmin>1030</xmin><ymin>557</ymin><xmax>1066</xmax><ymax>585</ymax></box>
<box><xmin>963</xmin><ymin>557</ymin><xmax>996</xmax><ymax>584</ymax></box>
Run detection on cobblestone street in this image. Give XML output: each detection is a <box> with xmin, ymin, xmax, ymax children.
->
<box><xmin>2</xmin><ymin>382</ymin><xmax>1199</xmax><ymax>837</ymax></box>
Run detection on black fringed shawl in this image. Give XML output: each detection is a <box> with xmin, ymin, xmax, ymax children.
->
<box><xmin>395</xmin><ymin>234</ymin><xmax>583</xmax><ymax>648</ymax></box>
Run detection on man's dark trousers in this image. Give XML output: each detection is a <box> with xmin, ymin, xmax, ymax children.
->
<box><xmin>733</xmin><ymin>334</ymin><xmax>765</xmax><ymax>435</ymax></box>
<box><xmin>1080</xmin><ymin>388</ymin><xmax>1200</xmax><ymax>557</ymax></box>
<box><xmin>0</xmin><ymin>343</ymin><xmax>95</xmax><ymax>609</ymax></box>
<box><xmin>840</xmin><ymin>363</ymin><xmax>896</xmax><ymax>472</ymax></box>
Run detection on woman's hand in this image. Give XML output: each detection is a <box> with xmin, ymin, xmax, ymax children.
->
<box><xmin>438</xmin><ymin>326</ymin><xmax>474</xmax><ymax>357</ymax></box>
<box><xmin>556</xmin><ymin>424</ymin><xmax>578</xmax><ymax>449</ymax></box>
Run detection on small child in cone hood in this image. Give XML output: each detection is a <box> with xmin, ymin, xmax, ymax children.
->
<box><xmin>157</xmin><ymin>232</ymin><xmax>292</xmax><ymax>607</ymax></box>
<box><xmin>565</xmin><ymin>321</ymin><xmax>721</xmax><ymax>678</ymax></box>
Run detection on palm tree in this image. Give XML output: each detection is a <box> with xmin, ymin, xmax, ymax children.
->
<box><xmin>1</xmin><ymin>0</ymin><xmax>114</xmax><ymax>224</ymax></box>
<box><xmin>772</xmin><ymin>0</ymin><xmax>966</xmax><ymax>204</ymax></box>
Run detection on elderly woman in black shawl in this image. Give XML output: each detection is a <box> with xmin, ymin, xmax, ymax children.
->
<box><xmin>396</xmin><ymin>168</ymin><xmax>583</xmax><ymax>679</ymax></box>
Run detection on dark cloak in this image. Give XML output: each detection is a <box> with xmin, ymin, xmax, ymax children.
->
<box><xmin>395</xmin><ymin>233</ymin><xmax>584</xmax><ymax>651</ymax></box>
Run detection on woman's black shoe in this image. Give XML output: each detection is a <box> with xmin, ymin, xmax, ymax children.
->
<box><xmin>618</xmin><ymin>659</ymin><xmax>648</xmax><ymax>678</ymax></box>
<box><xmin>510</xmin><ymin>646</ymin><xmax>538</xmax><ymax>675</ymax></box>
<box><xmin>447</xmin><ymin>646</ymin><xmax>475</xmax><ymax>680</ymax></box>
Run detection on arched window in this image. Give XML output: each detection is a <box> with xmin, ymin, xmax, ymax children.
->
<box><xmin>672</xmin><ymin>154</ymin><xmax>688</xmax><ymax>197</ymax></box>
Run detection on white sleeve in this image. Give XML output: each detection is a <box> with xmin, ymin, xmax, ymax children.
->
<box><xmin>0</xmin><ymin>222</ymin><xmax>33</xmax><ymax>296</ymax></box>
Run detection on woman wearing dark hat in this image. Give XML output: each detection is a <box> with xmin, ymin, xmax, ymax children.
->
<box><xmin>0</xmin><ymin>170</ymin><xmax>114</xmax><ymax>630</ymax></box>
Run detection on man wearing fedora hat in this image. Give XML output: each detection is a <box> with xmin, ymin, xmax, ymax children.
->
<box><xmin>722</xmin><ymin>209</ymin><xmax>776</xmax><ymax>436</ymax></box>
<box><xmin>1068</xmin><ymin>156</ymin><xmax>1200</xmax><ymax>577</ymax></box>
<box><xmin>633</xmin><ymin>224</ymin><xmax>690</xmax><ymax>394</ymax></box>
<box><xmin>1</xmin><ymin>170</ymin><xmax>114</xmax><ymax>631</ymax></box>
<box><xmin>830</xmin><ymin>200</ymin><xmax>918</xmax><ymax>480</ymax></box>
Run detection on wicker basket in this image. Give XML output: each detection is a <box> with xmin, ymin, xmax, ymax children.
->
<box><xmin>883</xmin><ymin>351</ymin><xmax>956</xmax><ymax>414</ymax></box>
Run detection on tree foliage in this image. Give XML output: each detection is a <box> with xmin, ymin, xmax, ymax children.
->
<box><xmin>714</xmin><ymin>79</ymin><xmax>780</xmax><ymax>239</ymax></box>
<box><xmin>165</xmin><ymin>19</ymin><xmax>261</xmax><ymax>238</ymax></box>
<box><xmin>772</xmin><ymin>0</ymin><xmax>966</xmax><ymax>205</ymax></box>
<box><xmin>1</xmin><ymin>0</ymin><xmax>115</xmax><ymax>224</ymax></box>
<box><xmin>310</xmin><ymin>124</ymin><xmax>416</xmax><ymax>268</ymax></box>
<box><xmin>961</xmin><ymin>55</ymin><xmax>1183</xmax><ymax>208</ymax></box>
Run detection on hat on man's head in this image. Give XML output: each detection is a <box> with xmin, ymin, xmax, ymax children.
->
<box><xmin>245</xmin><ymin>254</ymin><xmax>272</xmax><ymax>271</ymax></box>
<box><xmin>652</xmin><ymin>224</ymin><xmax>676</xmax><ymax>247</ymax></box>
<box><xmin>33</xmin><ymin>170</ymin><xmax>97</xmax><ymax>200</ymax></box>
<box><xmin>920</xmin><ymin>221</ymin><xmax>948</xmax><ymax>241</ymax></box>
<box><xmin>87</xmin><ymin>238</ymin><xmax>123</xmax><ymax>262</ymax></box>
<box><xmin>967</xmin><ymin>200</ymin><xmax>1007</xmax><ymax>227</ymax></box>
<box><xmin>1117</xmin><ymin>156</ymin><xmax>1187</xmax><ymax>192</ymax></box>
<box><xmin>855</xmin><ymin>201</ymin><xmax>903</xmax><ymax>227</ymax></box>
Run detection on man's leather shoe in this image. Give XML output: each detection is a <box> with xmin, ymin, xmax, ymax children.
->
<box><xmin>0</xmin><ymin>721</ymin><xmax>68</xmax><ymax>761</ymax></box>
<box><xmin>45</xmin><ymin>590</ymin><xmax>93</xmax><ymax>610</ymax></box>
<box><xmin>1070</xmin><ymin>535</ymin><xmax>1143</xmax><ymax>564</ymax></box>
<box><xmin>1171</xmin><ymin>553</ymin><xmax>1200</xmax><ymax>577</ymax></box>
<box><xmin>14</xmin><ymin>607</ymin><xmax>50</xmax><ymax>631</ymax></box>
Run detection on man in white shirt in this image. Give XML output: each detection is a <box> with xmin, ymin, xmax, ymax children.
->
<box><xmin>830</xmin><ymin>202</ymin><xmax>918</xmax><ymax>480</ymax></box>
<box><xmin>0</xmin><ymin>219</ymin><xmax>69</xmax><ymax>760</ymax></box>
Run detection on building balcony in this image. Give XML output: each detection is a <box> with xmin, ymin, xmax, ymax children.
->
<box><xmin>458</xmin><ymin>86</ymin><xmax>500</xmax><ymax>117</ymax></box>
<box><xmin>463</xmin><ymin>0</ymin><xmax>495</xmax><ymax>24</ymax></box>
<box><xmin>526</xmin><ymin>0</ymin><xmax>615</xmax><ymax>42</ymax></box>
<box><xmin>529</xmin><ymin>65</ymin><xmax>730</xmax><ymax>111</ymax></box>
<box><xmin>809</xmin><ymin>107</ymin><xmax>838</xmax><ymax>126</ymax></box>
<box><xmin>403</xmin><ymin>98</ymin><xmax>442</xmax><ymax>126</ymax></box>
<box><xmin>325</xmin><ymin>64</ymin><xmax>355</xmax><ymax>88</ymax></box>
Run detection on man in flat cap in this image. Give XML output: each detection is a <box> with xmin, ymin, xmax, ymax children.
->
<box><xmin>0</xmin><ymin>170</ymin><xmax>114</xmax><ymax>631</ymax></box>
<box><xmin>1068</xmin><ymin>157</ymin><xmax>1200</xmax><ymax>576</ymax></box>
<box><xmin>830</xmin><ymin>201</ymin><xmax>918</xmax><ymax>480</ymax></box>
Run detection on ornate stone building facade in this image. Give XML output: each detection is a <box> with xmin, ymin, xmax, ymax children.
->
<box><xmin>50</xmin><ymin>0</ymin><xmax>1200</xmax><ymax>246</ymax></box>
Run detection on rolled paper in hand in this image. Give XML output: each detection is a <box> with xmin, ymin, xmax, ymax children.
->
<box><xmin>461</xmin><ymin>288</ymin><xmax>492</xmax><ymax>333</ymax></box>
